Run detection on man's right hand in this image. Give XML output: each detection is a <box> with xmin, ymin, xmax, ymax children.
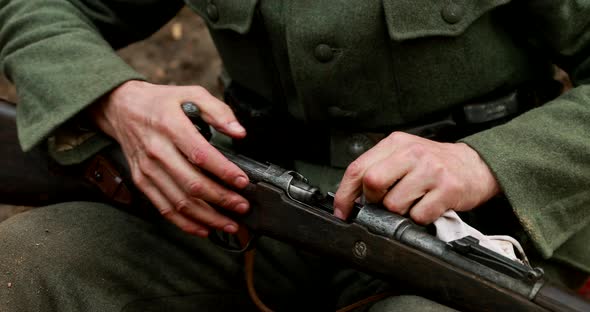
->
<box><xmin>88</xmin><ymin>80</ymin><xmax>250</xmax><ymax>237</ymax></box>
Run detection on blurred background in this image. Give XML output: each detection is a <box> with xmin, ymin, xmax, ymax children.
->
<box><xmin>0</xmin><ymin>7</ymin><xmax>222</xmax><ymax>102</ymax></box>
<box><xmin>0</xmin><ymin>7</ymin><xmax>221</xmax><ymax>221</ymax></box>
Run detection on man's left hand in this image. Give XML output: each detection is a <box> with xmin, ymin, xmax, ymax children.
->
<box><xmin>333</xmin><ymin>132</ymin><xmax>500</xmax><ymax>225</ymax></box>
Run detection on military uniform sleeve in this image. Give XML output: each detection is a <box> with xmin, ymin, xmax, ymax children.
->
<box><xmin>0</xmin><ymin>0</ymin><xmax>184</xmax><ymax>162</ymax></box>
<box><xmin>461</xmin><ymin>1</ymin><xmax>590</xmax><ymax>271</ymax></box>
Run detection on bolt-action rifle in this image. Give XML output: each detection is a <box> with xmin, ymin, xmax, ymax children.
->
<box><xmin>1</xmin><ymin>99</ymin><xmax>589</xmax><ymax>311</ymax></box>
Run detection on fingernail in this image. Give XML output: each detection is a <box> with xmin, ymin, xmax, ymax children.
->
<box><xmin>224</xmin><ymin>224</ymin><xmax>238</xmax><ymax>233</ymax></box>
<box><xmin>197</xmin><ymin>229</ymin><xmax>209</xmax><ymax>237</ymax></box>
<box><xmin>234</xmin><ymin>176</ymin><xmax>249</xmax><ymax>188</ymax></box>
<box><xmin>334</xmin><ymin>208</ymin><xmax>345</xmax><ymax>220</ymax></box>
<box><xmin>235</xmin><ymin>202</ymin><xmax>249</xmax><ymax>213</ymax></box>
<box><xmin>227</xmin><ymin>121</ymin><xmax>245</xmax><ymax>133</ymax></box>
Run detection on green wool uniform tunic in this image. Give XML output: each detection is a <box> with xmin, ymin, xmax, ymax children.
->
<box><xmin>1</xmin><ymin>0</ymin><xmax>590</xmax><ymax>310</ymax></box>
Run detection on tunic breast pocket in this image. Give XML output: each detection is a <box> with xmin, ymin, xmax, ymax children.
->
<box><xmin>382</xmin><ymin>0</ymin><xmax>517</xmax><ymax>123</ymax></box>
<box><xmin>184</xmin><ymin>0</ymin><xmax>279</xmax><ymax>102</ymax></box>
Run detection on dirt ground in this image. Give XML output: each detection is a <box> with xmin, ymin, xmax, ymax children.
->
<box><xmin>0</xmin><ymin>7</ymin><xmax>221</xmax><ymax>221</ymax></box>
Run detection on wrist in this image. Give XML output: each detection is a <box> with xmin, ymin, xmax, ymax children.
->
<box><xmin>87</xmin><ymin>80</ymin><xmax>146</xmax><ymax>138</ymax></box>
<box><xmin>458</xmin><ymin>142</ymin><xmax>501</xmax><ymax>200</ymax></box>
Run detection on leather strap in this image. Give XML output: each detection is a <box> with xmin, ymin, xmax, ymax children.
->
<box><xmin>83</xmin><ymin>154</ymin><xmax>132</xmax><ymax>205</ymax></box>
<box><xmin>236</xmin><ymin>227</ymin><xmax>274</xmax><ymax>312</ymax></box>
<box><xmin>237</xmin><ymin>227</ymin><xmax>395</xmax><ymax>312</ymax></box>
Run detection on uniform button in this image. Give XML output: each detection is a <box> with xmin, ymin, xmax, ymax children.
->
<box><xmin>441</xmin><ymin>1</ymin><xmax>464</xmax><ymax>24</ymax></box>
<box><xmin>347</xmin><ymin>134</ymin><xmax>374</xmax><ymax>159</ymax></box>
<box><xmin>314</xmin><ymin>44</ymin><xmax>334</xmax><ymax>63</ymax></box>
<box><xmin>206</xmin><ymin>4</ymin><xmax>219</xmax><ymax>22</ymax></box>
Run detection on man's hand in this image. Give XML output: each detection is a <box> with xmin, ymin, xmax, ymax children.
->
<box><xmin>333</xmin><ymin>132</ymin><xmax>500</xmax><ymax>225</ymax></box>
<box><xmin>89</xmin><ymin>80</ymin><xmax>250</xmax><ymax>237</ymax></box>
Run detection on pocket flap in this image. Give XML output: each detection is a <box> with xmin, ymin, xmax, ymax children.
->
<box><xmin>383</xmin><ymin>0</ymin><xmax>511</xmax><ymax>40</ymax></box>
<box><xmin>186</xmin><ymin>0</ymin><xmax>259</xmax><ymax>34</ymax></box>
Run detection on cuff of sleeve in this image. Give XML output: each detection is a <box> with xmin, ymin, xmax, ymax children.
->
<box><xmin>15</xmin><ymin>57</ymin><xmax>144</xmax><ymax>153</ymax></box>
<box><xmin>48</xmin><ymin>132</ymin><xmax>113</xmax><ymax>165</ymax></box>
<box><xmin>460</xmin><ymin>105</ymin><xmax>590</xmax><ymax>259</ymax></box>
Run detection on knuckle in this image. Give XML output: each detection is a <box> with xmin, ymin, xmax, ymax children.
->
<box><xmin>345</xmin><ymin>161</ymin><xmax>364</xmax><ymax>180</ymax></box>
<box><xmin>215</xmin><ymin>192</ymin><xmax>234</xmax><ymax>209</ymax></box>
<box><xmin>189</xmin><ymin>146</ymin><xmax>209</xmax><ymax>166</ymax></box>
<box><xmin>144</xmin><ymin>141</ymin><xmax>163</xmax><ymax>160</ymax></box>
<box><xmin>144</xmin><ymin>148</ymin><xmax>157</xmax><ymax>161</ymax></box>
<box><xmin>187</xmin><ymin>180</ymin><xmax>204</xmax><ymax>197</ymax></box>
<box><xmin>410</xmin><ymin>209</ymin><xmax>430</xmax><ymax>225</ymax></box>
<box><xmin>383</xmin><ymin>197</ymin><xmax>401</xmax><ymax>213</ymax></box>
<box><xmin>362</xmin><ymin>170</ymin><xmax>383</xmax><ymax>190</ymax></box>
<box><xmin>407</xmin><ymin>143</ymin><xmax>427</xmax><ymax>159</ymax></box>
<box><xmin>131</xmin><ymin>172</ymin><xmax>146</xmax><ymax>188</ymax></box>
<box><xmin>150</xmin><ymin>114</ymin><xmax>168</xmax><ymax>133</ymax></box>
<box><xmin>427</xmin><ymin>162</ymin><xmax>447</xmax><ymax>183</ymax></box>
<box><xmin>130</xmin><ymin>165</ymin><xmax>146</xmax><ymax>187</ymax></box>
<box><xmin>137</xmin><ymin>156</ymin><xmax>155</xmax><ymax>176</ymax></box>
<box><xmin>159</xmin><ymin>206</ymin><xmax>175</xmax><ymax>218</ymax></box>
<box><xmin>442</xmin><ymin>177</ymin><xmax>463</xmax><ymax>195</ymax></box>
<box><xmin>216</xmin><ymin>166</ymin><xmax>233</xmax><ymax>182</ymax></box>
<box><xmin>173</xmin><ymin>199</ymin><xmax>191</xmax><ymax>214</ymax></box>
<box><xmin>431</xmin><ymin>161</ymin><xmax>446</xmax><ymax>175</ymax></box>
<box><xmin>387</xmin><ymin>131</ymin><xmax>405</xmax><ymax>142</ymax></box>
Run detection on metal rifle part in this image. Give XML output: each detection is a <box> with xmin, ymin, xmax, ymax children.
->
<box><xmin>449</xmin><ymin>236</ymin><xmax>544</xmax><ymax>282</ymax></box>
<box><xmin>179</xmin><ymin>101</ymin><xmax>590</xmax><ymax>311</ymax></box>
<box><xmin>220</xmin><ymin>150</ymin><xmax>324</xmax><ymax>205</ymax></box>
<box><xmin>354</xmin><ymin>205</ymin><xmax>544</xmax><ymax>300</ymax></box>
<box><xmin>181</xmin><ymin>101</ymin><xmax>324</xmax><ymax>206</ymax></box>
<box><xmin>181</xmin><ymin>102</ymin><xmax>212</xmax><ymax>141</ymax></box>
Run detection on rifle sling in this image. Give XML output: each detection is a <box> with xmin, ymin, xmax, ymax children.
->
<box><xmin>236</xmin><ymin>222</ymin><xmax>395</xmax><ymax>312</ymax></box>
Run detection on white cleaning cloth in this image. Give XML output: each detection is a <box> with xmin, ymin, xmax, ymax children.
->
<box><xmin>433</xmin><ymin>210</ymin><xmax>528</xmax><ymax>265</ymax></box>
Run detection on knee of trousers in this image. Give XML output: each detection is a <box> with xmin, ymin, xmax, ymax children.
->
<box><xmin>0</xmin><ymin>202</ymin><xmax>151</xmax><ymax>309</ymax></box>
<box><xmin>368</xmin><ymin>295</ymin><xmax>459</xmax><ymax>312</ymax></box>
<box><xmin>0</xmin><ymin>202</ymin><xmax>252</xmax><ymax>311</ymax></box>
<box><xmin>0</xmin><ymin>201</ymin><xmax>133</xmax><ymax>262</ymax></box>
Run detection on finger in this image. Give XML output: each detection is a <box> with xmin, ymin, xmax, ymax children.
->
<box><xmin>333</xmin><ymin>135</ymin><xmax>401</xmax><ymax>219</ymax></box>
<box><xmin>154</xmin><ymin>137</ymin><xmax>249</xmax><ymax>213</ymax></box>
<box><xmin>407</xmin><ymin>190</ymin><xmax>448</xmax><ymax>225</ymax></box>
<box><xmin>183</xmin><ymin>198</ymin><xmax>240</xmax><ymax>234</ymax></box>
<box><xmin>382</xmin><ymin>172</ymin><xmax>429</xmax><ymax>216</ymax></box>
<box><xmin>163</xmin><ymin>114</ymin><xmax>249</xmax><ymax>189</ymax></box>
<box><xmin>379</xmin><ymin>155</ymin><xmax>435</xmax><ymax>215</ymax></box>
<box><xmin>361</xmin><ymin>152</ymin><xmax>415</xmax><ymax>204</ymax></box>
<box><xmin>140</xmin><ymin>179</ymin><xmax>210</xmax><ymax>237</ymax></box>
<box><xmin>179</xmin><ymin>86</ymin><xmax>246</xmax><ymax>138</ymax></box>
<box><xmin>144</xmin><ymin>160</ymin><xmax>240</xmax><ymax>233</ymax></box>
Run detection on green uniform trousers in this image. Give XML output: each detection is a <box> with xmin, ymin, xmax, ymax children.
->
<box><xmin>0</xmin><ymin>202</ymin><xmax>457</xmax><ymax>311</ymax></box>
